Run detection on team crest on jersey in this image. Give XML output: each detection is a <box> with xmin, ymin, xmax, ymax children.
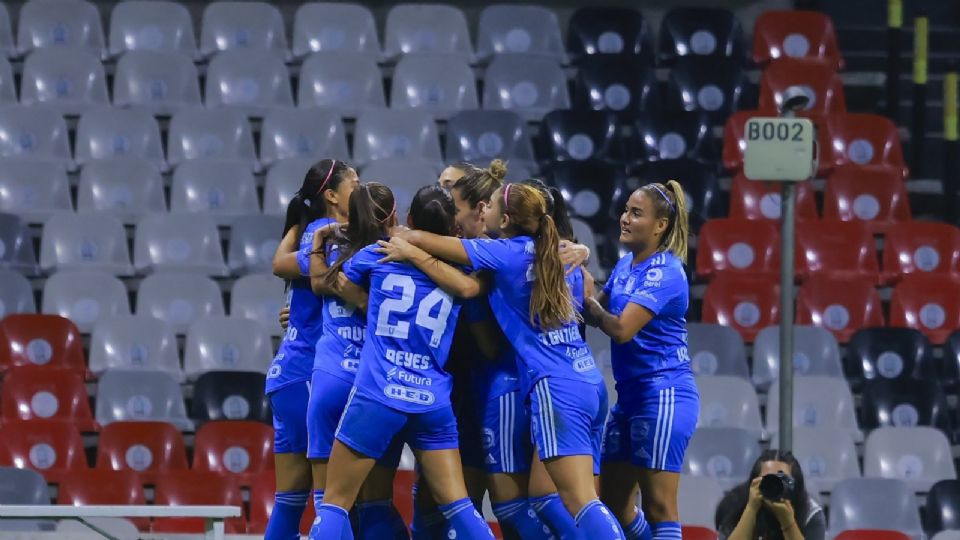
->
<box><xmin>482</xmin><ymin>428</ymin><xmax>495</xmax><ymax>449</ymax></box>
<box><xmin>267</xmin><ymin>365</ymin><xmax>281</xmax><ymax>379</ymax></box>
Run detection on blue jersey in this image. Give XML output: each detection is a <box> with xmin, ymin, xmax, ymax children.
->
<box><xmin>464</xmin><ymin>297</ymin><xmax>520</xmax><ymax>399</ymax></box>
<box><xmin>313</xmin><ymin>243</ymin><xmax>365</xmax><ymax>384</ymax></box>
<box><xmin>604</xmin><ymin>251</ymin><xmax>691</xmax><ymax>383</ymax></box>
<box><xmin>266</xmin><ymin>217</ymin><xmax>335</xmax><ymax>394</ymax></box>
<box><xmin>343</xmin><ymin>245</ymin><xmax>463</xmax><ymax>412</ymax></box>
<box><xmin>461</xmin><ymin>236</ymin><xmax>602</xmax><ymax>395</ymax></box>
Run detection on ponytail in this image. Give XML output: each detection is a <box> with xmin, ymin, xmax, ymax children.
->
<box><xmin>322</xmin><ymin>182</ymin><xmax>395</xmax><ymax>286</ymax></box>
<box><xmin>663</xmin><ymin>180</ymin><xmax>689</xmax><ymax>264</ymax></box>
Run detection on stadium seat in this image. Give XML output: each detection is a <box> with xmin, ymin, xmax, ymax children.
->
<box><xmin>228</xmin><ymin>216</ymin><xmax>282</xmax><ymax>275</ymax></box>
<box><xmin>112</xmin><ymin>50</ymin><xmax>201</xmax><ymax>115</ymax></box>
<box><xmin>39</xmin><ymin>214</ymin><xmax>133</xmax><ymax>276</ymax></box>
<box><xmin>76</xmin><ymin>158</ymin><xmax>166</xmax><ymax>224</ymax></box>
<box><xmin>926</xmin><ymin>479</ymin><xmax>960</xmax><ymax>533</ymax></box>
<box><xmin>0</xmin><ymin>5</ymin><xmax>13</xmax><ymax>58</ymax></box>
<box><xmin>0</xmin><ymin>365</ymin><xmax>95</xmax><ymax>429</ymax></box>
<box><xmin>758</xmin><ymin>58</ymin><xmax>846</xmax><ymax>119</ymax></box>
<box><xmin>728</xmin><ymin>173</ymin><xmax>818</xmax><ymax>221</ymax></box>
<box><xmin>658</xmin><ymin>7</ymin><xmax>746</xmax><ymax>65</ymax></box>
<box><xmin>695</xmin><ymin>219</ymin><xmax>779</xmax><ymax>281</ymax></box>
<box><xmin>166</xmin><ymin>109</ymin><xmax>258</xmax><ymax>171</ymax></box>
<box><xmin>701</xmin><ymin>273</ymin><xmax>779</xmax><ymax>342</ymax></box>
<box><xmin>881</xmin><ymin>222</ymin><xmax>960</xmax><ymax>284</ymax></box>
<box><xmin>483</xmin><ymin>54</ymin><xmax>570</xmax><ymax>121</ymax></box>
<box><xmin>824</xmin><ymin>113</ymin><xmax>908</xmax><ymax>179</ymax></box>
<box><xmin>360</xmin><ymin>158</ymin><xmax>444</xmax><ymax>222</ymax></box>
<box><xmin>0</xmin><ymin>314</ymin><xmax>86</xmax><ymax>375</ymax></box>
<box><xmin>57</xmin><ymin>468</ymin><xmax>147</xmax><ymax>529</ymax></box>
<box><xmin>0</xmin><ymin>467</ymin><xmax>49</xmax><ymax>504</ymax></box>
<box><xmin>297</xmin><ymin>52</ymin><xmax>386</xmax><ymax>117</ymax></box>
<box><xmin>0</xmin><ymin>159</ymin><xmax>72</xmax><ymax>223</ymax></box>
<box><xmin>0</xmin><ymin>58</ymin><xmax>15</xmax><ymax>103</ymax></box>
<box><xmin>193</xmin><ymin>420</ymin><xmax>273</xmax><ymax>480</ymax></box>
<box><xmin>88</xmin><ymin>316</ymin><xmax>182</xmax><ymax>380</ymax></box>
<box><xmin>666</xmin><ymin>57</ymin><xmax>750</xmax><ymax>125</ymax></box>
<box><xmin>390</xmin><ymin>54</ymin><xmax>479</xmax><ymax>119</ymax></box>
<box><xmin>259</xmin><ymin>109</ymin><xmax>349</xmax><ymax>168</ymax></box>
<box><xmin>41</xmin><ymin>270</ymin><xmax>130</xmax><ymax>333</ymax></box>
<box><xmin>752</xmin><ymin>10</ymin><xmax>843</xmax><ymax>70</ymax></box>
<box><xmin>0</xmin><ymin>106</ymin><xmax>72</xmax><ymax>166</ymax></box>
<box><xmin>543</xmin><ymin>159</ymin><xmax>626</xmax><ymax>233</ymax></box>
<box><xmin>823</xmin><ymin>167</ymin><xmax>910</xmax><ymax>234</ymax></box>
<box><xmin>249</xmin><ymin>470</ymin><xmax>315</xmax><ymax>535</ymax></box>
<box><xmin>95</xmin><ymin>371</ymin><xmax>192</xmax><ymax>430</ymax></box>
<box><xmin>263</xmin><ymin>158</ymin><xmax>313</xmax><ymax>216</ymax></box>
<box><xmin>573</xmin><ymin>55</ymin><xmax>659</xmax><ymax>117</ymax></box>
<box><xmin>169</xmin><ymin>161</ymin><xmax>260</xmax><ymax>224</ymax></box>
<box><xmin>204</xmin><ymin>49</ymin><xmax>293</xmax><ymax>116</ymax></box>
<box><xmin>74</xmin><ymin>108</ymin><xmax>166</xmax><ymax>170</ymax></box>
<box><xmin>634</xmin><ymin>159</ymin><xmax>723</xmax><ymax>232</ymax></box>
<box><xmin>795</xmin><ymin>220</ymin><xmax>879</xmax><ymax>282</ymax></box>
<box><xmin>890</xmin><ymin>274</ymin><xmax>960</xmax><ymax>344</ymax></box>
<box><xmin>695</xmin><ymin>376</ymin><xmax>764</xmax><ymax>439</ymax></box>
<box><xmin>292</xmin><ymin>3</ymin><xmax>380</xmax><ymax>59</ymax></box>
<box><xmin>137</xmin><ymin>272</ymin><xmax>225</xmax><ymax>334</ymax></box>
<box><xmin>682</xmin><ymin>527</ymin><xmax>719</xmax><ymax>540</ymax></box>
<box><xmin>686</xmin><ymin>323</ymin><xmax>749</xmax><ymax>379</ymax></box>
<box><xmin>0</xmin><ymin>421</ymin><xmax>87</xmax><ymax>483</ymax></box>
<box><xmin>681</xmin><ymin>427</ymin><xmax>760</xmax><ymax>490</ymax></box>
<box><xmin>199</xmin><ymin>1</ymin><xmax>287</xmax><ymax>57</ymax></box>
<box><xmin>445</xmin><ymin>109</ymin><xmax>535</xmax><ymax>167</ymax></box>
<box><xmin>860</xmin><ymin>379</ymin><xmax>952</xmax><ymax>436</ymax></box>
<box><xmin>353</xmin><ymin>109</ymin><xmax>442</xmax><ymax>166</ymax></box>
<box><xmin>766</xmin><ymin>376</ymin><xmax>862</xmax><ymax>442</ymax></box>
<box><xmin>836</xmin><ymin>530</ymin><xmax>914</xmax><ymax>540</ymax></box>
<box><xmin>845</xmin><ymin>328</ymin><xmax>931</xmax><ymax>391</ymax></box>
<box><xmin>722</xmin><ymin>110</ymin><xmax>833</xmax><ymax>176</ymax></box>
<box><xmin>942</xmin><ymin>332</ymin><xmax>960</xmax><ymax>392</ymax></box>
<box><xmin>108</xmin><ymin>0</ymin><xmax>197</xmax><ymax>57</ymax></box>
<box><xmin>752</xmin><ymin>325</ymin><xmax>844</xmax><ymax>391</ymax></box>
<box><xmin>134</xmin><ymin>214</ymin><xmax>228</xmax><ymax>276</ymax></box>
<box><xmin>16</xmin><ymin>0</ymin><xmax>104</xmax><ymax>56</ymax></box>
<box><xmin>935</xmin><ymin>532</ymin><xmax>960</xmax><ymax>540</ymax></box>
<box><xmin>677</xmin><ymin>475</ymin><xmax>725</xmax><ymax>528</ymax></box>
<box><xmin>230</xmin><ymin>273</ymin><xmax>284</xmax><ymax>338</ymax></box>
<box><xmin>96</xmin><ymin>420</ymin><xmax>187</xmax><ymax>483</ymax></box>
<box><xmin>20</xmin><ymin>48</ymin><xmax>108</xmax><ymax>115</ymax></box>
<box><xmin>183</xmin><ymin>317</ymin><xmax>271</xmax><ymax>379</ymax></box>
<box><xmin>383</xmin><ymin>4</ymin><xmax>473</xmax><ymax>61</ymax></box>
<box><xmin>863</xmin><ymin>426</ymin><xmax>956</xmax><ymax>492</ymax></box>
<box><xmin>795</xmin><ymin>275</ymin><xmax>885</xmax><ymax>343</ymax></box>
<box><xmin>537</xmin><ymin>110</ymin><xmax>620</xmax><ymax>163</ymax></box>
<box><xmin>0</xmin><ymin>213</ymin><xmax>38</xmax><ymax>274</ymax></box>
<box><xmin>566</xmin><ymin>7</ymin><xmax>654</xmax><ymax>62</ymax></box>
<box><xmin>476</xmin><ymin>5</ymin><xmax>566</xmax><ymax>62</ymax></box>
<box><xmin>191</xmin><ymin>371</ymin><xmax>271</xmax><ymax>424</ymax></box>
<box><xmin>630</xmin><ymin>110</ymin><xmax>715</xmax><ymax>165</ymax></box>
<box><xmin>0</xmin><ymin>269</ymin><xmax>35</xmax><ymax>317</ymax></box>
<box><xmin>792</xmin><ymin>427</ymin><xmax>860</xmax><ymax>493</ymax></box>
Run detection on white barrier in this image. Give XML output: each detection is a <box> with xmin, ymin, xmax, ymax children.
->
<box><xmin>0</xmin><ymin>505</ymin><xmax>242</xmax><ymax>540</ymax></box>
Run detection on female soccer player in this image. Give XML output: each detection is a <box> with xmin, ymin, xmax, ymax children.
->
<box><xmin>438</xmin><ymin>161</ymin><xmax>478</xmax><ymax>189</ymax></box>
<box><xmin>583</xmin><ymin>181</ymin><xmax>698</xmax><ymax>540</ymax></box>
<box><xmin>267</xmin><ymin>159</ymin><xmax>357</xmax><ymax>539</ymax></box>
<box><xmin>384</xmin><ymin>183</ymin><xmax>625</xmax><ymax>539</ymax></box>
<box><xmin>311</xmin><ymin>186</ymin><xmax>495</xmax><ymax>540</ymax></box>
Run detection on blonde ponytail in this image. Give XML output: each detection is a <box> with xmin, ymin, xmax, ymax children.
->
<box><xmin>662</xmin><ymin>179</ymin><xmax>689</xmax><ymax>264</ymax></box>
<box><xmin>531</xmin><ymin>213</ymin><xmax>577</xmax><ymax>328</ymax></box>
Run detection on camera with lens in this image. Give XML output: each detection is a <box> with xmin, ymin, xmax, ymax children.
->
<box><xmin>759</xmin><ymin>472</ymin><xmax>795</xmax><ymax>501</ymax></box>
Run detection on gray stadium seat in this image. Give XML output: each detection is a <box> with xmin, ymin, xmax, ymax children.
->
<box><xmin>0</xmin><ymin>159</ymin><xmax>72</xmax><ymax>223</ymax></box>
<box><xmin>298</xmin><ymin>52</ymin><xmax>386</xmax><ymax>117</ymax></box>
<box><xmin>934</xmin><ymin>532</ymin><xmax>960</xmax><ymax>540</ymax></box>
<box><xmin>228</xmin><ymin>215</ymin><xmax>283</xmax><ymax>274</ymax></box>
<box><xmin>20</xmin><ymin>48</ymin><xmax>108</xmax><ymax>115</ymax></box>
<box><xmin>686</xmin><ymin>322</ymin><xmax>750</xmax><ymax>379</ymax></box>
<box><xmin>166</xmin><ymin>109</ymin><xmax>258</xmax><ymax>171</ymax></box>
<box><xmin>259</xmin><ymin>108</ymin><xmax>349</xmax><ymax>168</ymax></box>
<box><xmin>183</xmin><ymin>316</ymin><xmax>272</xmax><ymax>378</ymax></box>
<box><xmin>0</xmin><ymin>57</ymin><xmax>15</xmax><ymax>103</ymax></box>
<box><xmin>39</xmin><ymin>214</ymin><xmax>133</xmax><ymax>275</ymax></box>
<box><xmin>828</xmin><ymin>478</ymin><xmax>922</xmax><ymax>539</ymax></box>
<box><xmin>445</xmin><ymin>109</ymin><xmax>536</xmax><ymax>167</ymax></box>
<box><xmin>89</xmin><ymin>315</ymin><xmax>182</xmax><ymax>380</ymax></box>
<box><xmin>0</xmin><ymin>467</ymin><xmax>50</xmax><ymax>531</ymax></box>
<box><xmin>792</xmin><ymin>427</ymin><xmax>860</xmax><ymax>493</ymax></box>
<box><xmin>41</xmin><ymin>270</ymin><xmax>130</xmax><ymax>332</ymax></box>
<box><xmin>569</xmin><ymin>217</ymin><xmax>603</xmax><ymax>280</ymax></box>
<box><xmin>766</xmin><ymin>375</ymin><xmax>862</xmax><ymax>443</ymax></box>
<box><xmin>752</xmin><ymin>325</ymin><xmax>843</xmax><ymax>392</ymax></box>
<box><xmin>199</xmin><ymin>1</ymin><xmax>288</xmax><ymax>57</ymax></box>
<box><xmin>204</xmin><ymin>49</ymin><xmax>293</xmax><ymax>117</ymax></box>
<box><xmin>108</xmin><ymin>0</ymin><xmax>197</xmax><ymax>57</ymax></box>
<box><xmin>383</xmin><ymin>4</ymin><xmax>473</xmax><ymax>61</ymax></box>
<box><xmin>113</xmin><ymin>50</ymin><xmax>201</xmax><ymax>115</ymax></box>
<box><xmin>0</xmin><ymin>106</ymin><xmax>72</xmax><ymax>167</ymax></box>
<box><xmin>390</xmin><ymin>54</ymin><xmax>478</xmax><ymax>119</ymax></box>
<box><xmin>230</xmin><ymin>273</ymin><xmax>285</xmax><ymax>338</ymax></box>
<box><xmin>476</xmin><ymin>5</ymin><xmax>566</xmax><ymax>62</ymax></box>
<box><xmin>682</xmin><ymin>427</ymin><xmax>761</xmax><ymax>491</ymax></box>
<box><xmin>353</xmin><ymin>109</ymin><xmax>442</xmax><ymax>166</ymax></box>
<box><xmin>76</xmin><ymin>158</ymin><xmax>166</xmax><ymax>224</ymax></box>
<box><xmin>169</xmin><ymin>160</ymin><xmax>260</xmax><ymax>224</ymax></box>
<box><xmin>263</xmin><ymin>157</ymin><xmax>314</xmax><ymax>216</ymax></box>
<box><xmin>0</xmin><ymin>213</ymin><xmax>38</xmax><ymax>274</ymax></box>
<box><xmin>585</xmin><ymin>325</ymin><xmax>616</xmax><ymax>404</ymax></box>
<box><xmin>292</xmin><ymin>3</ymin><xmax>380</xmax><ymax>59</ymax></box>
<box><xmin>696</xmin><ymin>375</ymin><xmax>764</xmax><ymax>439</ymax></box>
<box><xmin>75</xmin><ymin>108</ymin><xmax>166</xmax><ymax>170</ymax></box>
<box><xmin>134</xmin><ymin>213</ymin><xmax>228</xmax><ymax>276</ymax></box>
<box><xmin>0</xmin><ymin>268</ymin><xmax>36</xmax><ymax>317</ymax></box>
<box><xmin>864</xmin><ymin>426</ymin><xmax>957</xmax><ymax>492</ymax></box>
<box><xmin>0</xmin><ymin>4</ymin><xmax>13</xmax><ymax>58</ymax></box>
<box><xmin>677</xmin><ymin>475</ymin><xmax>725</xmax><ymax>528</ymax></box>
<box><xmin>136</xmin><ymin>272</ymin><xmax>225</xmax><ymax>334</ymax></box>
<box><xmin>361</xmin><ymin>157</ymin><xmax>444</xmax><ymax>221</ymax></box>
<box><xmin>482</xmin><ymin>54</ymin><xmax>570</xmax><ymax>120</ymax></box>
<box><xmin>17</xmin><ymin>0</ymin><xmax>105</xmax><ymax>56</ymax></box>
<box><xmin>95</xmin><ymin>369</ymin><xmax>192</xmax><ymax>430</ymax></box>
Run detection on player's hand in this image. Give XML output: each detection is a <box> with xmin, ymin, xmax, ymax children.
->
<box><xmin>560</xmin><ymin>242</ymin><xmax>590</xmax><ymax>274</ymax></box>
<box><xmin>582</xmin><ymin>267</ymin><xmax>596</xmax><ymax>299</ymax></box>
<box><xmin>278</xmin><ymin>306</ymin><xmax>290</xmax><ymax>331</ymax></box>
<box><xmin>375</xmin><ymin>237</ymin><xmax>416</xmax><ymax>263</ymax></box>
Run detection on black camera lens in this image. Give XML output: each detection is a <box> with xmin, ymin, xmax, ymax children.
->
<box><xmin>759</xmin><ymin>472</ymin><xmax>795</xmax><ymax>501</ymax></box>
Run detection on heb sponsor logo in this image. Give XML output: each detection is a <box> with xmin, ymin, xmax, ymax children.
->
<box><xmin>341</xmin><ymin>358</ymin><xmax>359</xmax><ymax>372</ymax></box>
<box><xmin>573</xmin><ymin>356</ymin><xmax>597</xmax><ymax>373</ymax></box>
<box><xmin>384</xmin><ymin>384</ymin><xmax>435</xmax><ymax>405</ymax></box>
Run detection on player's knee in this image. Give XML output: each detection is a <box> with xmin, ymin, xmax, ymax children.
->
<box><xmin>640</xmin><ymin>496</ymin><xmax>678</xmax><ymax>523</ymax></box>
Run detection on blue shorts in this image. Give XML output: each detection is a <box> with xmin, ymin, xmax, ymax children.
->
<box><xmin>480</xmin><ymin>390</ymin><xmax>532</xmax><ymax>474</ymax></box>
<box><xmin>602</xmin><ymin>374</ymin><xmax>699</xmax><ymax>473</ymax></box>
<box><xmin>271</xmin><ymin>380</ymin><xmax>310</xmax><ymax>454</ymax></box>
<box><xmin>529</xmin><ymin>377</ymin><xmax>606</xmax><ymax>474</ymax></box>
<box><xmin>336</xmin><ymin>390</ymin><xmax>459</xmax><ymax>460</ymax></box>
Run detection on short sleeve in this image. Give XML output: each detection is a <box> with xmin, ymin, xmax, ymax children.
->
<box><xmin>461</xmin><ymin>238</ymin><xmax>514</xmax><ymax>272</ymax></box>
<box><xmin>296</xmin><ymin>242</ymin><xmax>313</xmax><ymax>276</ymax></box>
<box><xmin>802</xmin><ymin>503</ymin><xmax>827</xmax><ymax>540</ymax></box>
<box><xmin>627</xmin><ymin>265</ymin><xmax>685</xmax><ymax>316</ymax></box>
<box><xmin>342</xmin><ymin>245</ymin><xmax>377</xmax><ymax>287</ymax></box>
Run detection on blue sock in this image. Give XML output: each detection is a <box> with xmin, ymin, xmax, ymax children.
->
<box><xmin>651</xmin><ymin>521</ymin><xmax>682</xmax><ymax>540</ymax></box>
<box><xmin>574</xmin><ymin>499</ymin><xmax>625</xmax><ymax>540</ymax></box>
<box><xmin>313</xmin><ymin>489</ymin><xmax>325</xmax><ymax>516</ymax></box>
<box><xmin>357</xmin><ymin>500</ymin><xmax>410</xmax><ymax>540</ymax></box>
<box><xmin>265</xmin><ymin>490</ymin><xmax>308</xmax><ymax>540</ymax></box>
<box><xmin>531</xmin><ymin>494</ymin><xmax>580</xmax><ymax>539</ymax></box>
<box><xmin>624</xmin><ymin>508</ymin><xmax>652</xmax><ymax>540</ymax></box>
<box><xmin>438</xmin><ymin>497</ymin><xmax>493</xmax><ymax>540</ymax></box>
<box><xmin>309</xmin><ymin>503</ymin><xmax>353</xmax><ymax>540</ymax></box>
<box><xmin>493</xmin><ymin>498</ymin><xmax>555</xmax><ymax>540</ymax></box>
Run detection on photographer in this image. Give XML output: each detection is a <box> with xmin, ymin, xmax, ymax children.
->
<box><xmin>715</xmin><ymin>450</ymin><xmax>825</xmax><ymax>540</ymax></box>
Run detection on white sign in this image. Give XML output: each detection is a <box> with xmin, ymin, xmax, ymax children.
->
<box><xmin>743</xmin><ymin>117</ymin><xmax>816</xmax><ymax>182</ymax></box>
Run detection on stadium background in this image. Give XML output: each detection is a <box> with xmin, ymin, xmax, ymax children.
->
<box><xmin>0</xmin><ymin>0</ymin><xmax>958</xmax><ymax>538</ymax></box>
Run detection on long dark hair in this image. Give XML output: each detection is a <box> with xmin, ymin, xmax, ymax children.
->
<box><xmin>716</xmin><ymin>449</ymin><xmax>812</xmax><ymax>540</ymax></box>
<box><xmin>323</xmin><ymin>182</ymin><xmax>396</xmax><ymax>286</ymax></box>
<box><xmin>282</xmin><ymin>159</ymin><xmax>353</xmax><ymax>236</ymax></box>
<box><xmin>409</xmin><ymin>184</ymin><xmax>457</xmax><ymax>236</ymax></box>
<box><xmin>520</xmin><ymin>178</ymin><xmax>576</xmax><ymax>242</ymax></box>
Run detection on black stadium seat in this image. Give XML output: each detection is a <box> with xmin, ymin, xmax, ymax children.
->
<box><xmin>666</xmin><ymin>56</ymin><xmax>752</xmax><ymax>126</ymax></box>
<box><xmin>845</xmin><ymin>327</ymin><xmax>932</xmax><ymax>391</ymax></box>
<box><xmin>573</xmin><ymin>55</ymin><xmax>660</xmax><ymax>118</ymax></box>
<box><xmin>657</xmin><ymin>7</ymin><xmax>746</xmax><ymax>66</ymax></box>
<box><xmin>566</xmin><ymin>7</ymin><xmax>654</xmax><ymax>63</ymax></box>
<box><xmin>925</xmin><ymin>479</ymin><xmax>960</xmax><ymax>534</ymax></box>
<box><xmin>192</xmin><ymin>371</ymin><xmax>271</xmax><ymax>424</ymax></box>
<box><xmin>860</xmin><ymin>378</ymin><xmax>953</xmax><ymax>437</ymax></box>
<box><xmin>629</xmin><ymin>110</ymin><xmax>716</xmax><ymax>166</ymax></box>
<box><xmin>537</xmin><ymin>109</ymin><xmax>621</xmax><ymax>164</ymax></box>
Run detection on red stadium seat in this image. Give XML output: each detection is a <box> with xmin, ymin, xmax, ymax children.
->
<box><xmin>695</xmin><ymin>219</ymin><xmax>780</xmax><ymax>280</ymax></box>
<box><xmin>192</xmin><ymin>420</ymin><xmax>273</xmax><ymax>483</ymax></box>
<box><xmin>722</xmin><ymin>111</ymin><xmax>833</xmax><ymax>176</ymax></box>
<box><xmin>823</xmin><ymin>167</ymin><xmax>911</xmax><ymax>234</ymax></box>
<box><xmin>1</xmin><ymin>366</ymin><xmax>97</xmax><ymax>431</ymax></box>
<box><xmin>834</xmin><ymin>530</ymin><xmax>912</xmax><ymax>540</ymax></box>
<box><xmin>758</xmin><ymin>58</ymin><xmax>846</xmax><ymax>120</ymax></box>
<box><xmin>729</xmin><ymin>173</ymin><xmax>818</xmax><ymax>222</ymax></box>
<box><xmin>394</xmin><ymin>468</ymin><xmax>415</xmax><ymax>526</ymax></box>
<box><xmin>249</xmin><ymin>470</ymin><xmax>314</xmax><ymax>535</ymax></box>
<box><xmin>890</xmin><ymin>274</ymin><xmax>960</xmax><ymax>344</ymax></box>
<box><xmin>825</xmin><ymin>113</ymin><xmax>909</xmax><ymax>179</ymax></box>
<box><xmin>57</xmin><ymin>469</ymin><xmax>148</xmax><ymax>530</ymax></box>
<box><xmin>701</xmin><ymin>273</ymin><xmax>780</xmax><ymax>342</ymax></box>
<box><xmin>0</xmin><ymin>420</ymin><xmax>88</xmax><ymax>483</ymax></box>
<box><xmin>96</xmin><ymin>420</ymin><xmax>188</xmax><ymax>484</ymax></box>
<box><xmin>0</xmin><ymin>314</ymin><xmax>87</xmax><ymax>376</ymax></box>
<box><xmin>796</xmin><ymin>275</ymin><xmax>885</xmax><ymax>342</ymax></box>
<box><xmin>882</xmin><ymin>222</ymin><xmax>960</xmax><ymax>284</ymax></box>
<box><xmin>795</xmin><ymin>220</ymin><xmax>879</xmax><ymax>283</ymax></box>
<box><xmin>752</xmin><ymin>10</ymin><xmax>844</xmax><ymax>70</ymax></box>
<box><xmin>683</xmin><ymin>525</ymin><xmax>720</xmax><ymax>540</ymax></box>
<box><xmin>152</xmin><ymin>470</ymin><xmax>245</xmax><ymax>533</ymax></box>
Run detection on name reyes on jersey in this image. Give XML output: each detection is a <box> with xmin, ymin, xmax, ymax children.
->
<box><xmin>386</xmin><ymin>348</ymin><xmax>432</xmax><ymax>370</ymax></box>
